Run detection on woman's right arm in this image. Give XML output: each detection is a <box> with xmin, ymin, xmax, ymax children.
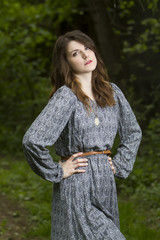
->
<box><xmin>22</xmin><ymin>86</ymin><xmax>77</xmax><ymax>183</ymax></box>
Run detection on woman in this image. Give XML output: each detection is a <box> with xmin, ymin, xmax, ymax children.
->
<box><xmin>23</xmin><ymin>30</ymin><xmax>142</xmax><ymax>240</ymax></box>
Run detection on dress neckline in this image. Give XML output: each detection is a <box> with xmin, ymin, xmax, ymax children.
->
<box><xmin>89</xmin><ymin>97</ymin><xmax>96</xmax><ymax>102</ymax></box>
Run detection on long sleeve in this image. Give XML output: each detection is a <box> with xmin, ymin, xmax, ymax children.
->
<box><xmin>22</xmin><ymin>86</ymin><xmax>76</xmax><ymax>183</ymax></box>
<box><xmin>111</xmin><ymin>83</ymin><xmax>142</xmax><ymax>179</ymax></box>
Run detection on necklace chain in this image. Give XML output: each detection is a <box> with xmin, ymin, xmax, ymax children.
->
<box><xmin>91</xmin><ymin>101</ymin><xmax>100</xmax><ymax>126</ymax></box>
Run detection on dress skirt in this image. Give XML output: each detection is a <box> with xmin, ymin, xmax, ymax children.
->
<box><xmin>51</xmin><ymin>154</ymin><xmax>126</xmax><ymax>240</ymax></box>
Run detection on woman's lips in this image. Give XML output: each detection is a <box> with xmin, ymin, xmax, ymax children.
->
<box><xmin>85</xmin><ymin>60</ymin><xmax>93</xmax><ymax>65</ymax></box>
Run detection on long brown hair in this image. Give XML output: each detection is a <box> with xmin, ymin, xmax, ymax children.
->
<box><xmin>50</xmin><ymin>30</ymin><xmax>115</xmax><ymax>108</ymax></box>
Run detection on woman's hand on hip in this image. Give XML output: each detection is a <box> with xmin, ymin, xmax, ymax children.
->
<box><xmin>59</xmin><ymin>152</ymin><xmax>88</xmax><ymax>179</ymax></box>
<box><xmin>108</xmin><ymin>156</ymin><xmax>116</xmax><ymax>175</ymax></box>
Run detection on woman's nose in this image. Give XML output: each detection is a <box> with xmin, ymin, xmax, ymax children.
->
<box><xmin>82</xmin><ymin>51</ymin><xmax>89</xmax><ymax>59</ymax></box>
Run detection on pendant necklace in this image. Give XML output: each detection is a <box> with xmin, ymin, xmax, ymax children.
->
<box><xmin>94</xmin><ymin>115</ymin><xmax>100</xmax><ymax>126</ymax></box>
<box><xmin>92</xmin><ymin>101</ymin><xmax>100</xmax><ymax>126</ymax></box>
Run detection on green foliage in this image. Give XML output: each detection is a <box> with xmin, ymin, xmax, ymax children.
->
<box><xmin>119</xmin><ymin>198</ymin><xmax>160</xmax><ymax>240</ymax></box>
<box><xmin>0</xmin><ymin>155</ymin><xmax>53</xmax><ymax>239</ymax></box>
<box><xmin>123</xmin><ymin>17</ymin><xmax>160</xmax><ymax>54</ymax></box>
<box><xmin>117</xmin><ymin>114</ymin><xmax>160</xmax><ymax>230</ymax></box>
<box><xmin>0</xmin><ymin>0</ymin><xmax>80</xmax><ymax>153</ymax></box>
<box><xmin>0</xmin><ymin>0</ymin><xmax>52</xmax><ymax>153</ymax></box>
<box><xmin>0</xmin><ymin>219</ymin><xmax>7</xmax><ymax>235</ymax></box>
<box><xmin>147</xmin><ymin>0</ymin><xmax>159</xmax><ymax>14</ymax></box>
<box><xmin>112</xmin><ymin>0</ymin><xmax>160</xmax><ymax>128</ymax></box>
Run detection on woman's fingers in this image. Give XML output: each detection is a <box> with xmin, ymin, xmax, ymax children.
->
<box><xmin>69</xmin><ymin>153</ymin><xmax>88</xmax><ymax>169</ymax></box>
<box><xmin>60</xmin><ymin>152</ymin><xmax>88</xmax><ymax>179</ymax></box>
<box><xmin>69</xmin><ymin>152</ymin><xmax>83</xmax><ymax>161</ymax></box>
<box><xmin>108</xmin><ymin>157</ymin><xmax>116</xmax><ymax>175</ymax></box>
<box><xmin>74</xmin><ymin>169</ymin><xmax>86</xmax><ymax>173</ymax></box>
<box><xmin>74</xmin><ymin>159</ymin><xmax>88</xmax><ymax>173</ymax></box>
<box><xmin>74</xmin><ymin>159</ymin><xmax>88</xmax><ymax>169</ymax></box>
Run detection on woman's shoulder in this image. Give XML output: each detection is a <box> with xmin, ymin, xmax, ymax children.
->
<box><xmin>55</xmin><ymin>85</ymin><xmax>75</xmax><ymax>95</ymax></box>
<box><xmin>51</xmin><ymin>85</ymin><xmax>77</xmax><ymax>101</ymax></box>
<box><xmin>110</xmin><ymin>82</ymin><xmax>130</xmax><ymax>108</ymax></box>
<box><xmin>111</xmin><ymin>82</ymin><xmax>122</xmax><ymax>93</ymax></box>
<box><xmin>111</xmin><ymin>82</ymin><xmax>126</xmax><ymax>99</ymax></box>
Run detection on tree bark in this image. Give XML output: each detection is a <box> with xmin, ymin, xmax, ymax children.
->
<box><xmin>85</xmin><ymin>0</ymin><xmax>121</xmax><ymax>77</ymax></box>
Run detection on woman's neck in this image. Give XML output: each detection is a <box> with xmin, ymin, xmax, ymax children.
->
<box><xmin>75</xmin><ymin>73</ymin><xmax>94</xmax><ymax>100</ymax></box>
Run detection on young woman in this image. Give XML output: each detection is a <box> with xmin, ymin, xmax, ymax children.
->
<box><xmin>23</xmin><ymin>30</ymin><xmax>142</xmax><ymax>240</ymax></box>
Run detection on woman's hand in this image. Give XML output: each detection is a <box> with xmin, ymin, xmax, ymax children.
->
<box><xmin>108</xmin><ymin>156</ymin><xmax>116</xmax><ymax>175</ymax></box>
<box><xmin>59</xmin><ymin>152</ymin><xmax>88</xmax><ymax>179</ymax></box>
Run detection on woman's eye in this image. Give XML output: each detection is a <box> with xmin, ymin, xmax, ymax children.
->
<box><xmin>85</xmin><ymin>46</ymin><xmax>90</xmax><ymax>50</ymax></box>
<box><xmin>73</xmin><ymin>51</ymin><xmax>79</xmax><ymax>57</ymax></box>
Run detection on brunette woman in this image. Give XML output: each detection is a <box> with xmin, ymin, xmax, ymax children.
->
<box><xmin>23</xmin><ymin>30</ymin><xmax>142</xmax><ymax>240</ymax></box>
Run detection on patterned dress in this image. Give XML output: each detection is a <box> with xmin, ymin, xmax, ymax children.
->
<box><xmin>22</xmin><ymin>83</ymin><xmax>142</xmax><ymax>240</ymax></box>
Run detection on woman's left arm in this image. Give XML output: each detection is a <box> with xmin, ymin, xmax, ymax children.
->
<box><xmin>111</xmin><ymin>83</ymin><xmax>142</xmax><ymax>179</ymax></box>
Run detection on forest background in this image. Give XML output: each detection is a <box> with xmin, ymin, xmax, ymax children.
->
<box><xmin>0</xmin><ymin>0</ymin><xmax>160</xmax><ymax>239</ymax></box>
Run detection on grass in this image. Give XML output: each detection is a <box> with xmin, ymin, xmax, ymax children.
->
<box><xmin>0</xmin><ymin>154</ymin><xmax>160</xmax><ymax>239</ymax></box>
<box><xmin>119</xmin><ymin>198</ymin><xmax>160</xmax><ymax>240</ymax></box>
<box><xmin>0</xmin><ymin>155</ymin><xmax>52</xmax><ymax>239</ymax></box>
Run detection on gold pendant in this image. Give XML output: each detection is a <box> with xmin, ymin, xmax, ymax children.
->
<box><xmin>94</xmin><ymin>117</ymin><xmax>100</xmax><ymax>126</ymax></box>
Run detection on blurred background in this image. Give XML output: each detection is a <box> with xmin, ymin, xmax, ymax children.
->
<box><xmin>0</xmin><ymin>0</ymin><xmax>160</xmax><ymax>239</ymax></box>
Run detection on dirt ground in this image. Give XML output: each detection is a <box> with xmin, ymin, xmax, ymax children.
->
<box><xmin>0</xmin><ymin>193</ymin><xmax>38</xmax><ymax>240</ymax></box>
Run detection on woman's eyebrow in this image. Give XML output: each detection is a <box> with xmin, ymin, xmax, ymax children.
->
<box><xmin>70</xmin><ymin>49</ymin><xmax>79</xmax><ymax>53</ymax></box>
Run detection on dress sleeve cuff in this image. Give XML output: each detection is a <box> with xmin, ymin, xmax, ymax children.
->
<box><xmin>54</xmin><ymin>163</ymin><xmax>64</xmax><ymax>183</ymax></box>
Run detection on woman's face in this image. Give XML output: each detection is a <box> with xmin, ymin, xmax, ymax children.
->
<box><xmin>66</xmin><ymin>41</ymin><xmax>97</xmax><ymax>75</ymax></box>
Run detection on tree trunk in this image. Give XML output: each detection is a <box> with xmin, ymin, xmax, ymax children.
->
<box><xmin>85</xmin><ymin>0</ymin><xmax>121</xmax><ymax>78</ymax></box>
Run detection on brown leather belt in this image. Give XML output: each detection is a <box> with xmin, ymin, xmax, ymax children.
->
<box><xmin>61</xmin><ymin>150</ymin><xmax>111</xmax><ymax>160</ymax></box>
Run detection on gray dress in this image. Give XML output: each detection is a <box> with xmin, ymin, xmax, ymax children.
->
<box><xmin>22</xmin><ymin>83</ymin><xmax>142</xmax><ymax>240</ymax></box>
